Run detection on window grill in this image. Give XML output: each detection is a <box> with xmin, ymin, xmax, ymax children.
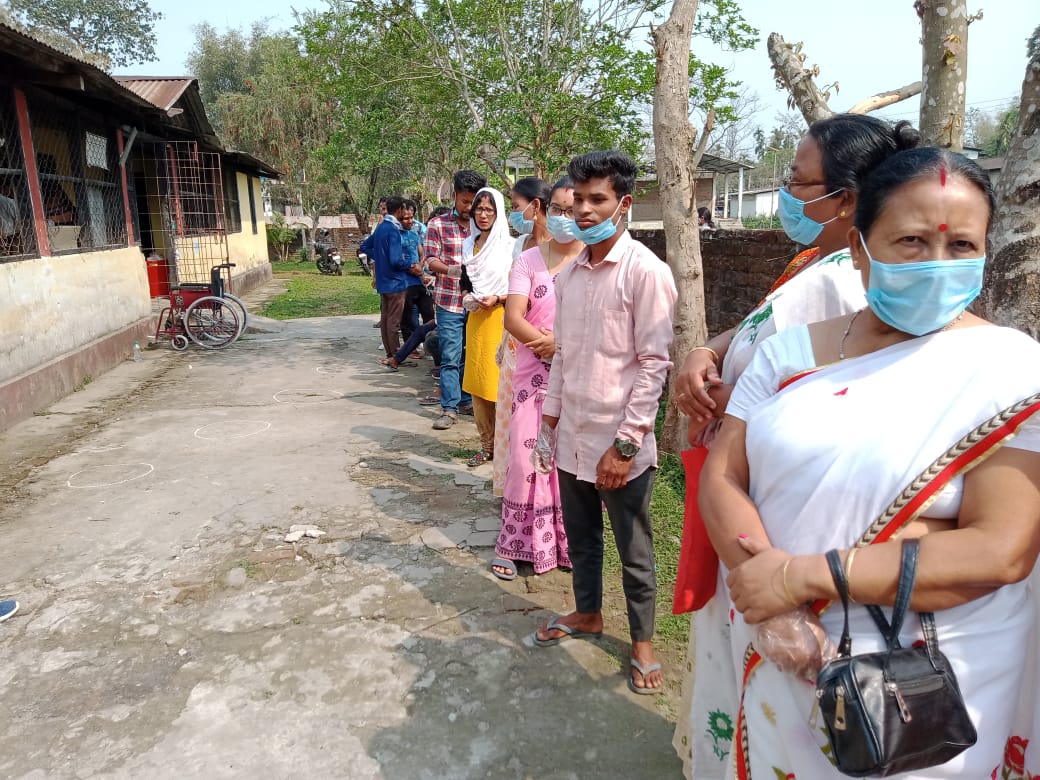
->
<box><xmin>27</xmin><ymin>90</ymin><xmax>127</xmax><ymax>253</ymax></box>
<box><xmin>0</xmin><ymin>87</ymin><xmax>38</xmax><ymax>261</ymax></box>
<box><xmin>223</xmin><ymin>166</ymin><xmax>242</xmax><ymax>233</ymax></box>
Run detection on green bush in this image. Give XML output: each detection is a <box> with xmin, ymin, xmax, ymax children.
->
<box><xmin>741</xmin><ymin>215</ymin><xmax>779</xmax><ymax>230</ymax></box>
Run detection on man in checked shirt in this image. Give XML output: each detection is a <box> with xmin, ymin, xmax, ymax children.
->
<box><xmin>424</xmin><ymin>170</ymin><xmax>487</xmax><ymax>429</ymax></box>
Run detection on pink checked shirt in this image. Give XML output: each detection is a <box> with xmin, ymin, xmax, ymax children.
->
<box><xmin>424</xmin><ymin>212</ymin><xmax>470</xmax><ymax>313</ymax></box>
<box><xmin>543</xmin><ymin>231</ymin><xmax>677</xmax><ymax>482</ymax></box>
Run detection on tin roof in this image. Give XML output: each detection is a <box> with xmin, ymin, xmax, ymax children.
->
<box><xmin>113</xmin><ymin>76</ymin><xmax>195</xmax><ymax>112</ymax></box>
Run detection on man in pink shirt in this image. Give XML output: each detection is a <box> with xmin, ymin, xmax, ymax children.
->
<box><xmin>531</xmin><ymin>150</ymin><xmax>677</xmax><ymax>695</ymax></box>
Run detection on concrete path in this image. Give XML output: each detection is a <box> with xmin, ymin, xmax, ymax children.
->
<box><xmin>0</xmin><ymin>304</ymin><xmax>684</xmax><ymax>779</ymax></box>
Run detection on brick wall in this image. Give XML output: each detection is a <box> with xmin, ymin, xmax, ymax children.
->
<box><xmin>630</xmin><ymin>228</ymin><xmax>799</xmax><ymax>336</ymax></box>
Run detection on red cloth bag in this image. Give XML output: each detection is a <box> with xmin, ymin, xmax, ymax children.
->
<box><xmin>672</xmin><ymin>447</ymin><xmax>719</xmax><ymax>614</ymax></box>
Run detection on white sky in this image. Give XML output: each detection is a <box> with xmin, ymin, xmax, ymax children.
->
<box><xmin>121</xmin><ymin>0</ymin><xmax>1034</xmax><ymax>136</ymax></box>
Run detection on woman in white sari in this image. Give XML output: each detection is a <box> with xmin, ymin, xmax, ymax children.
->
<box><xmin>700</xmin><ymin>148</ymin><xmax>1040</xmax><ymax>779</ymax></box>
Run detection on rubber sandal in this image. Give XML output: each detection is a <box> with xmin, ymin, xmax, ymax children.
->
<box><xmin>490</xmin><ymin>557</ymin><xmax>516</xmax><ymax>581</ymax></box>
<box><xmin>628</xmin><ymin>658</ymin><xmax>664</xmax><ymax>695</ymax></box>
<box><xmin>467</xmin><ymin>450</ymin><xmax>493</xmax><ymax>467</ymax></box>
<box><xmin>418</xmin><ymin>394</ymin><xmax>441</xmax><ymax>406</ymax></box>
<box><xmin>528</xmin><ymin>615</ymin><xmax>603</xmax><ymax>648</ymax></box>
<box><xmin>398</xmin><ymin>360</ymin><xmax>418</xmax><ymax>367</ymax></box>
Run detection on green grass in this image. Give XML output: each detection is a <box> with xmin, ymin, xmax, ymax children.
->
<box><xmin>260</xmin><ymin>262</ymin><xmax>380</xmax><ymax>319</ymax></box>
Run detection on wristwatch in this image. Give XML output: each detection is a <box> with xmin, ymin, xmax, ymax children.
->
<box><xmin>613</xmin><ymin>437</ymin><xmax>639</xmax><ymax>460</ymax></box>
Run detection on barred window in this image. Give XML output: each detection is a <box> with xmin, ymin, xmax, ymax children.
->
<box><xmin>0</xmin><ymin>87</ymin><xmax>38</xmax><ymax>261</ymax></box>
<box><xmin>167</xmin><ymin>143</ymin><xmax>224</xmax><ymax>236</ymax></box>
<box><xmin>223</xmin><ymin>166</ymin><xmax>242</xmax><ymax>233</ymax></box>
<box><xmin>27</xmin><ymin>91</ymin><xmax>127</xmax><ymax>253</ymax></box>
<box><xmin>247</xmin><ymin>175</ymin><xmax>258</xmax><ymax>234</ymax></box>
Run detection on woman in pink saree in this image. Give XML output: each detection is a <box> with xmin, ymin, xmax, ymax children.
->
<box><xmin>491</xmin><ymin>178</ymin><xmax>585</xmax><ymax>580</ymax></box>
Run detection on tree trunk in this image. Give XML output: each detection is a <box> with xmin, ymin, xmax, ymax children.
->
<box><xmin>918</xmin><ymin>1</ymin><xmax>968</xmax><ymax>149</ymax></box>
<box><xmin>652</xmin><ymin>0</ymin><xmax>709</xmax><ymax>454</ymax></box>
<box><xmin>767</xmin><ymin>33</ymin><xmax>833</xmax><ymax>125</ymax></box>
<box><xmin>974</xmin><ymin>50</ymin><xmax>1040</xmax><ymax>338</ymax></box>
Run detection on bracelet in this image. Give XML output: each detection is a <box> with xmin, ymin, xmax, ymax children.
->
<box><xmin>780</xmin><ymin>558</ymin><xmax>799</xmax><ymax>606</ymax></box>
<box><xmin>844</xmin><ymin>547</ymin><xmax>860</xmax><ymax>604</ymax></box>
<box><xmin>692</xmin><ymin>345</ymin><xmax>720</xmax><ymax>365</ymax></box>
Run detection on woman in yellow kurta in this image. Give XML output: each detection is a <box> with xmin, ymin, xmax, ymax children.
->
<box><xmin>461</xmin><ymin>187</ymin><xmax>512</xmax><ymax>465</ymax></box>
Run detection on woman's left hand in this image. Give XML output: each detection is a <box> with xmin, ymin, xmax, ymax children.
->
<box><xmin>727</xmin><ymin>536</ymin><xmax>800</xmax><ymax>624</ymax></box>
<box><xmin>478</xmin><ymin>295</ymin><xmax>499</xmax><ymax>310</ymax></box>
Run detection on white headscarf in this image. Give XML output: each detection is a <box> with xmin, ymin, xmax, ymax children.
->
<box><xmin>462</xmin><ymin>187</ymin><xmax>512</xmax><ymax>297</ymax></box>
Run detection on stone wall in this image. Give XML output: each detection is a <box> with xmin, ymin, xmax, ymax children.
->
<box><xmin>630</xmin><ymin>228</ymin><xmax>799</xmax><ymax>335</ymax></box>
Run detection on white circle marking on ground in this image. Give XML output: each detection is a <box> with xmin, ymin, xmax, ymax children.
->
<box><xmin>272</xmin><ymin>389</ymin><xmax>343</xmax><ymax>404</ymax></box>
<box><xmin>67</xmin><ymin>463</ymin><xmax>155</xmax><ymax>489</ymax></box>
<box><xmin>193</xmin><ymin>420</ymin><xmax>272</xmax><ymax>440</ymax></box>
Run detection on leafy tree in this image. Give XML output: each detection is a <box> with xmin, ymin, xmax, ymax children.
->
<box><xmin>1</xmin><ymin>0</ymin><xmax>162</xmax><ymax>69</ymax></box>
<box><xmin>984</xmin><ymin>104</ymin><xmax>1021</xmax><ymax>157</ymax></box>
<box><xmin>266</xmin><ymin>214</ymin><xmax>299</xmax><ymax>262</ymax></box>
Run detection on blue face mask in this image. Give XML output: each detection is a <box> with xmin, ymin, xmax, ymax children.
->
<box><xmin>778</xmin><ymin>186</ymin><xmax>843</xmax><ymax>245</ymax></box>
<box><xmin>569</xmin><ymin>200</ymin><xmax>624</xmax><ymax>245</ymax></box>
<box><xmin>860</xmin><ymin>234</ymin><xmax>985</xmax><ymax>336</ymax></box>
<box><xmin>508</xmin><ymin>207</ymin><xmax>534</xmax><ymax>235</ymax></box>
<box><xmin>546</xmin><ymin>215</ymin><xmax>577</xmax><ymax>244</ymax></box>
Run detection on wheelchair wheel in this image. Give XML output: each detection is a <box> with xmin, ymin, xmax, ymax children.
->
<box><xmin>184</xmin><ymin>296</ymin><xmax>240</xmax><ymax>350</ymax></box>
<box><xmin>224</xmin><ymin>293</ymin><xmax>249</xmax><ymax>336</ymax></box>
<box><xmin>171</xmin><ymin>334</ymin><xmax>190</xmax><ymax>351</ymax></box>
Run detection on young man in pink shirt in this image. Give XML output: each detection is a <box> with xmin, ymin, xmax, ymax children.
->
<box><xmin>531</xmin><ymin>150</ymin><xmax>677</xmax><ymax>695</ymax></box>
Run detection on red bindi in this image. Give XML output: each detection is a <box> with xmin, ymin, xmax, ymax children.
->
<box><xmin>939</xmin><ymin>223</ymin><xmax>948</xmax><ymax>232</ymax></box>
<box><xmin>940</xmin><ymin>166</ymin><xmax>947</xmax><ymax>186</ymax></box>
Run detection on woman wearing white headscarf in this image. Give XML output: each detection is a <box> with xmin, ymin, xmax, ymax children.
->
<box><xmin>461</xmin><ymin>186</ymin><xmax>512</xmax><ymax>465</ymax></box>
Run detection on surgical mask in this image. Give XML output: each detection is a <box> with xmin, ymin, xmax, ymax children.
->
<box><xmin>546</xmin><ymin>215</ymin><xmax>577</xmax><ymax>244</ymax></box>
<box><xmin>508</xmin><ymin>206</ymin><xmax>534</xmax><ymax>235</ymax></box>
<box><xmin>569</xmin><ymin>200</ymin><xmax>624</xmax><ymax>245</ymax></box>
<box><xmin>778</xmin><ymin>186</ymin><xmax>843</xmax><ymax>246</ymax></box>
<box><xmin>860</xmin><ymin>234</ymin><xmax>985</xmax><ymax>336</ymax></box>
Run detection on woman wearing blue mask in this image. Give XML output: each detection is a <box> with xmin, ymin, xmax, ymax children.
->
<box><xmin>490</xmin><ymin>178</ymin><xmax>554</xmax><ymax>489</ymax></box>
<box><xmin>672</xmin><ymin>114</ymin><xmax>921</xmax><ymax>779</ymax></box>
<box><xmin>697</xmin><ymin>148</ymin><xmax>1040</xmax><ymax>779</ymax></box>
<box><xmin>491</xmin><ymin>177</ymin><xmax>584</xmax><ymax>580</ymax></box>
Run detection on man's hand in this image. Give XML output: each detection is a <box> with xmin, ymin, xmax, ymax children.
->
<box><xmin>477</xmin><ymin>295</ymin><xmax>499</xmax><ymax>310</ymax></box>
<box><xmin>408</xmin><ymin>264</ymin><xmax>423</xmax><ymax>277</ymax></box>
<box><xmin>595</xmin><ymin>446</ymin><xmax>634</xmax><ymax>490</ymax></box>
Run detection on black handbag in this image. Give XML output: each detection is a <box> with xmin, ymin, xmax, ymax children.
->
<box><xmin>813</xmin><ymin>539</ymin><xmax>977</xmax><ymax>777</ymax></box>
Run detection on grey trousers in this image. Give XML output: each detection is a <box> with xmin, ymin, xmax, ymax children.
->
<box><xmin>557</xmin><ymin>467</ymin><xmax>657</xmax><ymax>642</ymax></box>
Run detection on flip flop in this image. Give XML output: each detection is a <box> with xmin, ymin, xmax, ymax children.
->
<box><xmin>628</xmin><ymin>658</ymin><xmax>664</xmax><ymax>695</ymax></box>
<box><xmin>528</xmin><ymin>615</ymin><xmax>603</xmax><ymax>648</ymax></box>
<box><xmin>490</xmin><ymin>557</ymin><xmax>516</xmax><ymax>581</ymax></box>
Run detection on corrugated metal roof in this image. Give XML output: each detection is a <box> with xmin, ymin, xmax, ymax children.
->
<box><xmin>113</xmin><ymin>76</ymin><xmax>195</xmax><ymax>112</ymax></box>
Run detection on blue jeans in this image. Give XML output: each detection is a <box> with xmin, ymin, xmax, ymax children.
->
<box><xmin>436</xmin><ymin>306</ymin><xmax>470</xmax><ymax>413</ymax></box>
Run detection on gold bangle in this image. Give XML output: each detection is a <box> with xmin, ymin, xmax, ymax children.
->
<box><xmin>780</xmin><ymin>558</ymin><xmax>799</xmax><ymax>606</ymax></box>
<box><xmin>691</xmin><ymin>345</ymin><xmax>720</xmax><ymax>365</ymax></box>
<box><xmin>844</xmin><ymin>547</ymin><xmax>860</xmax><ymax>604</ymax></box>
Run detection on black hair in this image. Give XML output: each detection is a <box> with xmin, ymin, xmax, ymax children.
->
<box><xmin>549</xmin><ymin>176</ymin><xmax>574</xmax><ymax>200</ymax></box>
<box><xmin>807</xmin><ymin>114</ymin><xmax>921</xmax><ymax>197</ymax></box>
<box><xmin>401</xmin><ymin>198</ymin><xmax>418</xmax><ymax>213</ymax></box>
<box><xmin>429</xmin><ymin>206</ymin><xmax>451</xmax><ymax>220</ymax></box>
<box><xmin>453</xmin><ymin>170</ymin><xmax>487</xmax><ymax>194</ymax></box>
<box><xmin>854</xmin><ymin>147</ymin><xmax>996</xmax><ymax>237</ymax></box>
<box><xmin>378</xmin><ymin>196</ymin><xmax>388</xmax><ymax>205</ymax></box>
<box><xmin>697</xmin><ymin>207</ymin><xmax>711</xmax><ymax>220</ymax></box>
<box><xmin>471</xmin><ymin>190</ymin><xmax>497</xmax><ymax>216</ymax></box>
<box><xmin>567</xmin><ymin>150</ymin><xmax>637</xmax><ymax>197</ymax></box>
<box><xmin>511</xmin><ymin>177</ymin><xmax>551</xmax><ymax>214</ymax></box>
<box><xmin>384</xmin><ymin>195</ymin><xmax>405</xmax><ymax>214</ymax></box>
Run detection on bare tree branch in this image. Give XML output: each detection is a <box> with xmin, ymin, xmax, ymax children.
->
<box><xmin>767</xmin><ymin>32</ymin><xmax>833</xmax><ymax>125</ymax></box>
<box><xmin>846</xmin><ymin>81</ymin><xmax>923</xmax><ymax>114</ymax></box>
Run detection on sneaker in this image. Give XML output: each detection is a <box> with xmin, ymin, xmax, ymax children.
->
<box><xmin>432</xmin><ymin>412</ymin><xmax>458</xmax><ymax>430</ymax></box>
<box><xmin>0</xmin><ymin>600</ymin><xmax>19</xmax><ymax>623</ymax></box>
<box><xmin>458</xmin><ymin>402</ymin><xmax>474</xmax><ymax>415</ymax></box>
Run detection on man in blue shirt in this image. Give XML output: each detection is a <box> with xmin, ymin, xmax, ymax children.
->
<box><xmin>360</xmin><ymin>196</ymin><xmax>412</xmax><ymax>359</ymax></box>
<box><xmin>400</xmin><ymin>199</ymin><xmax>434</xmax><ymax>349</ymax></box>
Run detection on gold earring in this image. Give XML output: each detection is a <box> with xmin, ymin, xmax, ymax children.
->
<box><xmin>839</xmin><ymin>210</ymin><xmax>847</xmax><ymax>217</ymax></box>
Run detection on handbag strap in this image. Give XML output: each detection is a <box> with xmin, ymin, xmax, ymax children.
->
<box><xmin>825</xmin><ymin>539</ymin><xmax>920</xmax><ymax>655</ymax></box>
<box><xmin>812</xmin><ymin>391</ymin><xmax>1040</xmax><ymax>619</ymax></box>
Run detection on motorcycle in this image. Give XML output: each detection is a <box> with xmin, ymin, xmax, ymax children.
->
<box><xmin>356</xmin><ymin>250</ymin><xmax>372</xmax><ymax>276</ymax></box>
<box><xmin>314</xmin><ymin>235</ymin><xmax>343</xmax><ymax>276</ymax></box>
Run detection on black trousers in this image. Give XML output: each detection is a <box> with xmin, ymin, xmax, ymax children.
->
<box><xmin>557</xmin><ymin>466</ymin><xmax>657</xmax><ymax>642</ymax></box>
<box><xmin>402</xmin><ymin>284</ymin><xmax>435</xmax><ymax>344</ymax></box>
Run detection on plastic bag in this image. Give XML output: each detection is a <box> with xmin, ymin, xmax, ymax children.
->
<box><xmin>753</xmin><ymin>606</ymin><xmax>837</xmax><ymax>681</ymax></box>
<box><xmin>531</xmin><ymin>421</ymin><xmax>556</xmax><ymax>474</ymax></box>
